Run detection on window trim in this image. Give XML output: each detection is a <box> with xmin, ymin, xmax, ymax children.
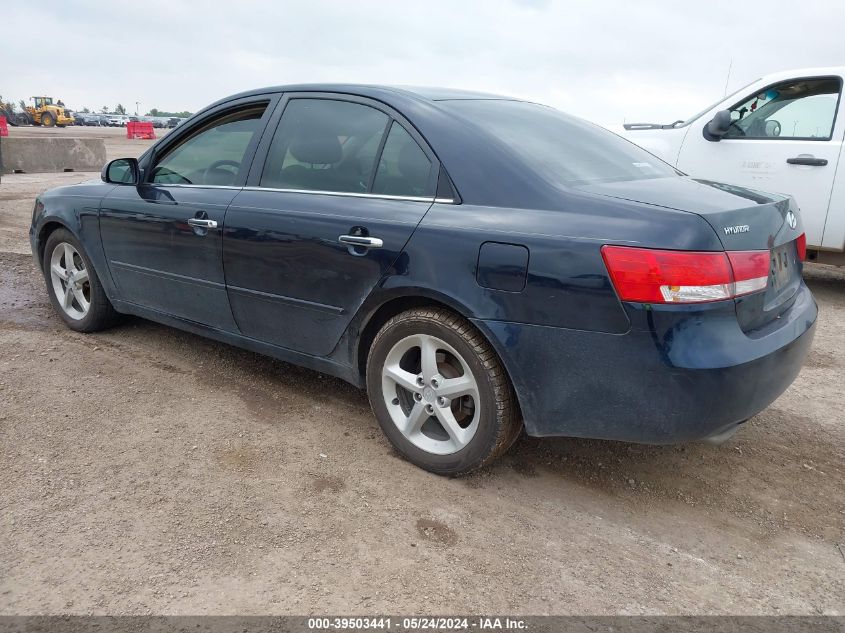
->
<box><xmin>148</xmin><ymin>182</ymin><xmax>454</xmax><ymax>204</ymax></box>
<box><xmin>247</xmin><ymin>91</ymin><xmax>448</xmax><ymax>201</ymax></box>
<box><xmin>366</xmin><ymin>118</ymin><xmax>394</xmax><ymax>194</ymax></box>
<box><xmin>370</xmin><ymin>119</ymin><xmax>437</xmax><ymax>198</ymax></box>
<box><xmin>720</xmin><ymin>75</ymin><xmax>843</xmax><ymax>142</ymax></box>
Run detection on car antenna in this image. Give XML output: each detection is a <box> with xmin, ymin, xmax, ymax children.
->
<box><xmin>723</xmin><ymin>58</ymin><xmax>733</xmax><ymax>97</ymax></box>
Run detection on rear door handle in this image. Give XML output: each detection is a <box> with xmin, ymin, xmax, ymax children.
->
<box><xmin>186</xmin><ymin>218</ymin><xmax>218</xmax><ymax>228</ymax></box>
<box><xmin>786</xmin><ymin>156</ymin><xmax>828</xmax><ymax>166</ymax></box>
<box><xmin>338</xmin><ymin>235</ymin><xmax>383</xmax><ymax>248</ymax></box>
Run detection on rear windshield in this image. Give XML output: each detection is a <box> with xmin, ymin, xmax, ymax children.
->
<box><xmin>442</xmin><ymin>100</ymin><xmax>679</xmax><ymax>186</ymax></box>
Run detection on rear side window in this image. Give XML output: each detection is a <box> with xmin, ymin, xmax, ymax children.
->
<box><xmin>443</xmin><ymin>100</ymin><xmax>678</xmax><ymax>186</ymax></box>
<box><xmin>261</xmin><ymin>99</ymin><xmax>389</xmax><ymax>193</ymax></box>
<box><xmin>372</xmin><ymin>122</ymin><xmax>433</xmax><ymax>197</ymax></box>
<box><xmin>151</xmin><ymin>104</ymin><xmax>267</xmax><ymax>186</ymax></box>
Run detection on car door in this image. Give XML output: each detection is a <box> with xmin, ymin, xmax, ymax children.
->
<box><xmin>676</xmin><ymin>75</ymin><xmax>844</xmax><ymax>248</ymax></box>
<box><xmin>223</xmin><ymin>94</ymin><xmax>440</xmax><ymax>357</ymax></box>
<box><xmin>99</xmin><ymin>96</ymin><xmax>276</xmax><ymax>330</ymax></box>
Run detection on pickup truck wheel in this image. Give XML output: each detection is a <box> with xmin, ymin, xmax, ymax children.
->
<box><xmin>367</xmin><ymin>307</ymin><xmax>522</xmax><ymax>476</ymax></box>
<box><xmin>41</xmin><ymin>112</ymin><xmax>55</xmax><ymax>127</ymax></box>
<box><xmin>42</xmin><ymin>229</ymin><xmax>120</xmax><ymax>332</ymax></box>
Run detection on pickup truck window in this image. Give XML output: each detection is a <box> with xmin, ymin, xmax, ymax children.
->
<box><xmin>723</xmin><ymin>77</ymin><xmax>841</xmax><ymax>141</ymax></box>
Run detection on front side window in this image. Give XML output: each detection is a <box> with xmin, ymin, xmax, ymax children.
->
<box><xmin>723</xmin><ymin>78</ymin><xmax>841</xmax><ymax>140</ymax></box>
<box><xmin>260</xmin><ymin>99</ymin><xmax>389</xmax><ymax>193</ymax></box>
<box><xmin>443</xmin><ymin>99</ymin><xmax>678</xmax><ymax>186</ymax></box>
<box><xmin>151</xmin><ymin>104</ymin><xmax>267</xmax><ymax>186</ymax></box>
<box><xmin>372</xmin><ymin>122</ymin><xmax>433</xmax><ymax>197</ymax></box>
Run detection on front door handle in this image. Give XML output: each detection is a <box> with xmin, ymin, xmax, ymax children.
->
<box><xmin>786</xmin><ymin>156</ymin><xmax>828</xmax><ymax>166</ymax></box>
<box><xmin>186</xmin><ymin>218</ymin><xmax>218</xmax><ymax>229</ymax></box>
<box><xmin>338</xmin><ymin>235</ymin><xmax>383</xmax><ymax>248</ymax></box>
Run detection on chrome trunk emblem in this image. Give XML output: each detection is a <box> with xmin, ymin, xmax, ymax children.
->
<box><xmin>786</xmin><ymin>210</ymin><xmax>797</xmax><ymax>229</ymax></box>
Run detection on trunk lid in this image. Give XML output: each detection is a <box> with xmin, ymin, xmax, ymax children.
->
<box><xmin>575</xmin><ymin>176</ymin><xmax>805</xmax><ymax>332</ymax></box>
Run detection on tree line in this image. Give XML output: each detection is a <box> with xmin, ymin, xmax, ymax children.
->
<box><xmin>0</xmin><ymin>95</ymin><xmax>191</xmax><ymax>118</ymax></box>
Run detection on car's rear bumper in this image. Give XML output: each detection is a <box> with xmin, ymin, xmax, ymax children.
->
<box><xmin>474</xmin><ymin>282</ymin><xmax>817</xmax><ymax>443</ymax></box>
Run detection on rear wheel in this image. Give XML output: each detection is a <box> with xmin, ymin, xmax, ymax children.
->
<box><xmin>366</xmin><ymin>307</ymin><xmax>521</xmax><ymax>475</ymax></box>
<box><xmin>41</xmin><ymin>112</ymin><xmax>55</xmax><ymax>127</ymax></box>
<box><xmin>42</xmin><ymin>229</ymin><xmax>120</xmax><ymax>332</ymax></box>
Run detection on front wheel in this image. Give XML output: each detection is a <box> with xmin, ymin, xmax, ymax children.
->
<box><xmin>366</xmin><ymin>307</ymin><xmax>522</xmax><ymax>475</ymax></box>
<box><xmin>42</xmin><ymin>229</ymin><xmax>120</xmax><ymax>332</ymax></box>
<box><xmin>41</xmin><ymin>112</ymin><xmax>55</xmax><ymax>127</ymax></box>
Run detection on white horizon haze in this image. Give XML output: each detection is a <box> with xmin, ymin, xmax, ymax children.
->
<box><xmin>2</xmin><ymin>0</ymin><xmax>844</xmax><ymax>128</ymax></box>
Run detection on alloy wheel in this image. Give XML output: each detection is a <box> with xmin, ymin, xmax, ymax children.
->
<box><xmin>381</xmin><ymin>333</ymin><xmax>481</xmax><ymax>455</ymax></box>
<box><xmin>49</xmin><ymin>242</ymin><xmax>91</xmax><ymax>320</ymax></box>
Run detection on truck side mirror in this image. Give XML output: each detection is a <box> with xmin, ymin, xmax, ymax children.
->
<box><xmin>703</xmin><ymin>110</ymin><xmax>733</xmax><ymax>142</ymax></box>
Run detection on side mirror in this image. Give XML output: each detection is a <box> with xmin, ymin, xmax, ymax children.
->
<box><xmin>703</xmin><ymin>109</ymin><xmax>733</xmax><ymax>142</ymax></box>
<box><xmin>102</xmin><ymin>157</ymin><xmax>139</xmax><ymax>184</ymax></box>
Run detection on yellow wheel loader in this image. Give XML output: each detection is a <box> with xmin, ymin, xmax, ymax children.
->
<box><xmin>26</xmin><ymin>96</ymin><xmax>74</xmax><ymax>127</ymax></box>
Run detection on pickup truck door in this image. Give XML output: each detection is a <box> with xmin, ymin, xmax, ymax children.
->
<box><xmin>676</xmin><ymin>75</ymin><xmax>844</xmax><ymax>248</ymax></box>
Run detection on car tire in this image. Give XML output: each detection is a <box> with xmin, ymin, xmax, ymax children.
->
<box><xmin>42</xmin><ymin>228</ymin><xmax>120</xmax><ymax>332</ymax></box>
<box><xmin>366</xmin><ymin>307</ymin><xmax>522</xmax><ymax>475</ymax></box>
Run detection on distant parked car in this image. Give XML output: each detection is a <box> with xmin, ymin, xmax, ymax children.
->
<box><xmin>75</xmin><ymin>113</ymin><xmax>101</xmax><ymax>126</ymax></box>
<box><xmin>166</xmin><ymin>117</ymin><xmax>182</xmax><ymax>128</ymax></box>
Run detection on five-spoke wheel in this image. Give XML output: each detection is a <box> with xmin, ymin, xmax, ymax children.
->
<box><xmin>367</xmin><ymin>307</ymin><xmax>521</xmax><ymax>475</ymax></box>
<box><xmin>42</xmin><ymin>228</ymin><xmax>119</xmax><ymax>332</ymax></box>
<box><xmin>382</xmin><ymin>333</ymin><xmax>481</xmax><ymax>455</ymax></box>
<box><xmin>49</xmin><ymin>242</ymin><xmax>91</xmax><ymax>320</ymax></box>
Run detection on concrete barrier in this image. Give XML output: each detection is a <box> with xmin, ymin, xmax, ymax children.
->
<box><xmin>0</xmin><ymin>136</ymin><xmax>107</xmax><ymax>174</ymax></box>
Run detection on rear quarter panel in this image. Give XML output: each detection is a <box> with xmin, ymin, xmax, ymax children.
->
<box><xmin>376</xmin><ymin>192</ymin><xmax>725</xmax><ymax>334</ymax></box>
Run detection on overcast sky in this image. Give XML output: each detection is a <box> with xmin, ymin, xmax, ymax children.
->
<box><xmin>3</xmin><ymin>0</ymin><xmax>844</xmax><ymax>127</ymax></box>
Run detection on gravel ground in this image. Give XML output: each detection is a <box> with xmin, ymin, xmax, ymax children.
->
<box><xmin>0</xmin><ymin>133</ymin><xmax>843</xmax><ymax>615</ymax></box>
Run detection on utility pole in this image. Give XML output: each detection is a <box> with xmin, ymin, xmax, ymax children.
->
<box><xmin>135</xmin><ymin>101</ymin><xmax>140</xmax><ymax>116</ymax></box>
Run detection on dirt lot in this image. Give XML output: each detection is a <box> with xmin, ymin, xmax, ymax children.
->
<box><xmin>0</xmin><ymin>129</ymin><xmax>843</xmax><ymax>615</ymax></box>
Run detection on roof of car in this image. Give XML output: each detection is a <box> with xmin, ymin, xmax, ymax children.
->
<box><xmin>386</xmin><ymin>86</ymin><xmax>517</xmax><ymax>101</ymax></box>
<box><xmin>760</xmin><ymin>66</ymin><xmax>845</xmax><ymax>82</ymax></box>
<box><xmin>212</xmin><ymin>83</ymin><xmax>520</xmax><ymax>106</ymax></box>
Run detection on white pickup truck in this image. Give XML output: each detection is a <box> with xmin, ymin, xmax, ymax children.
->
<box><xmin>621</xmin><ymin>67</ymin><xmax>845</xmax><ymax>265</ymax></box>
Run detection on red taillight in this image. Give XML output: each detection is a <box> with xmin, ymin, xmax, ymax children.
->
<box><xmin>726</xmin><ymin>250</ymin><xmax>770</xmax><ymax>297</ymax></box>
<box><xmin>796</xmin><ymin>233</ymin><xmax>807</xmax><ymax>262</ymax></box>
<box><xmin>601</xmin><ymin>245</ymin><xmax>769</xmax><ymax>304</ymax></box>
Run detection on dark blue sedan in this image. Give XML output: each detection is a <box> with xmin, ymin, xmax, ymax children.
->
<box><xmin>30</xmin><ymin>85</ymin><xmax>817</xmax><ymax>474</ymax></box>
